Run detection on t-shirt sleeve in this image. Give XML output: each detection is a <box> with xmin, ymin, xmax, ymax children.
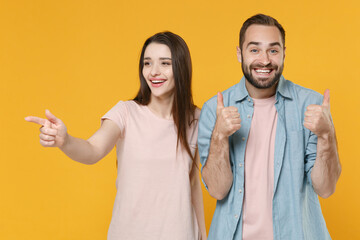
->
<box><xmin>197</xmin><ymin>101</ymin><xmax>217</xmax><ymax>190</ymax></box>
<box><xmin>101</xmin><ymin>101</ymin><xmax>128</xmax><ymax>136</ymax></box>
<box><xmin>189</xmin><ymin>108</ymin><xmax>201</xmax><ymax>148</ymax></box>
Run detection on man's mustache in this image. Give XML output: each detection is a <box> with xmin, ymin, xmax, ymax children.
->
<box><xmin>249</xmin><ymin>63</ymin><xmax>278</xmax><ymax>70</ymax></box>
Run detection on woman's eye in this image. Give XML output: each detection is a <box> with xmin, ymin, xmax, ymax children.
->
<box><xmin>144</xmin><ymin>61</ymin><xmax>150</xmax><ymax>66</ymax></box>
<box><xmin>162</xmin><ymin>61</ymin><xmax>171</xmax><ymax>65</ymax></box>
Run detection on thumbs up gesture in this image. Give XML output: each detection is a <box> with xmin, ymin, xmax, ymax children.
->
<box><xmin>214</xmin><ymin>92</ymin><xmax>241</xmax><ymax>138</ymax></box>
<box><xmin>304</xmin><ymin>89</ymin><xmax>334</xmax><ymax>138</ymax></box>
<box><xmin>25</xmin><ymin>110</ymin><xmax>68</xmax><ymax>147</ymax></box>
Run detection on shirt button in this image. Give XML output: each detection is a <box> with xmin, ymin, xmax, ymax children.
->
<box><xmin>239</xmin><ymin>163</ymin><xmax>243</xmax><ymax>167</ymax></box>
<box><xmin>247</xmin><ymin>98</ymin><xmax>251</xmax><ymax>102</ymax></box>
<box><xmin>242</xmin><ymin>137</ymin><xmax>245</xmax><ymax>141</ymax></box>
<box><xmin>247</xmin><ymin>115</ymin><xmax>251</xmax><ymax>118</ymax></box>
<box><xmin>239</xmin><ymin>189</ymin><xmax>242</xmax><ymax>193</ymax></box>
<box><xmin>234</xmin><ymin>214</ymin><xmax>239</xmax><ymax>219</ymax></box>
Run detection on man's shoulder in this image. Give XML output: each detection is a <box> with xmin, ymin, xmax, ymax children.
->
<box><xmin>285</xmin><ymin>79</ymin><xmax>323</xmax><ymax>105</ymax></box>
<box><xmin>203</xmin><ymin>83</ymin><xmax>240</xmax><ymax>108</ymax></box>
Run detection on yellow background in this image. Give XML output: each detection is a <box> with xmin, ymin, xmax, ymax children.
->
<box><xmin>1</xmin><ymin>0</ymin><xmax>359</xmax><ymax>239</ymax></box>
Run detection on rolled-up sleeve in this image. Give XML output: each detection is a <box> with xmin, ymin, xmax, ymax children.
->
<box><xmin>198</xmin><ymin>102</ymin><xmax>217</xmax><ymax>190</ymax></box>
<box><xmin>305</xmin><ymin>130</ymin><xmax>317</xmax><ymax>185</ymax></box>
<box><xmin>304</xmin><ymin>95</ymin><xmax>323</xmax><ymax>186</ymax></box>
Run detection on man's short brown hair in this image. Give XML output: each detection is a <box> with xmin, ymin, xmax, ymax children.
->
<box><xmin>239</xmin><ymin>14</ymin><xmax>285</xmax><ymax>50</ymax></box>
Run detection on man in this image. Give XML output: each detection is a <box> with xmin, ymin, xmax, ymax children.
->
<box><xmin>198</xmin><ymin>14</ymin><xmax>341</xmax><ymax>240</ymax></box>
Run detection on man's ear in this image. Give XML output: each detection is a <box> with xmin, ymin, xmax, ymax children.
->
<box><xmin>236</xmin><ymin>46</ymin><xmax>242</xmax><ymax>63</ymax></box>
<box><xmin>283</xmin><ymin>47</ymin><xmax>286</xmax><ymax>60</ymax></box>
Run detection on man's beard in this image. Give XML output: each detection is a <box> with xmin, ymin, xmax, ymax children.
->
<box><xmin>241</xmin><ymin>56</ymin><xmax>284</xmax><ymax>89</ymax></box>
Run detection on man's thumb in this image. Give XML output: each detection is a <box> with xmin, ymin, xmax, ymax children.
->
<box><xmin>322</xmin><ymin>89</ymin><xmax>330</xmax><ymax>107</ymax></box>
<box><xmin>217</xmin><ymin>92</ymin><xmax>224</xmax><ymax>109</ymax></box>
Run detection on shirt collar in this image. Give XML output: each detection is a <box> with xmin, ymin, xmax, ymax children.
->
<box><xmin>276</xmin><ymin>75</ymin><xmax>292</xmax><ymax>100</ymax></box>
<box><xmin>234</xmin><ymin>75</ymin><xmax>292</xmax><ymax>102</ymax></box>
<box><xmin>234</xmin><ymin>76</ymin><xmax>249</xmax><ymax>102</ymax></box>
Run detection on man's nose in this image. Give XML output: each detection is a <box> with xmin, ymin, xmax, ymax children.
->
<box><xmin>258</xmin><ymin>52</ymin><xmax>271</xmax><ymax>66</ymax></box>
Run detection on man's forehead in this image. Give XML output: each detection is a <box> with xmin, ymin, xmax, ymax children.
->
<box><xmin>243</xmin><ymin>24</ymin><xmax>283</xmax><ymax>47</ymax></box>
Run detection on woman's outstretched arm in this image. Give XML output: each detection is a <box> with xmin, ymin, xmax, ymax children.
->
<box><xmin>25</xmin><ymin>109</ymin><xmax>121</xmax><ymax>164</ymax></box>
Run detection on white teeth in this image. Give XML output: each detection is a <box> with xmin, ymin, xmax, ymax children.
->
<box><xmin>255</xmin><ymin>69</ymin><xmax>271</xmax><ymax>73</ymax></box>
<box><xmin>151</xmin><ymin>80</ymin><xmax>165</xmax><ymax>83</ymax></box>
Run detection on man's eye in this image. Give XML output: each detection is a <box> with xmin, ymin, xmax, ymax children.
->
<box><xmin>270</xmin><ymin>49</ymin><xmax>278</xmax><ymax>54</ymax></box>
<box><xmin>250</xmin><ymin>49</ymin><xmax>258</xmax><ymax>53</ymax></box>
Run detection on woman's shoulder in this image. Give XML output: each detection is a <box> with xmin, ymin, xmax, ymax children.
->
<box><xmin>111</xmin><ymin>100</ymin><xmax>142</xmax><ymax>110</ymax></box>
<box><xmin>188</xmin><ymin>107</ymin><xmax>201</xmax><ymax>129</ymax></box>
<box><xmin>191</xmin><ymin>107</ymin><xmax>201</xmax><ymax>123</ymax></box>
<box><xmin>194</xmin><ymin>107</ymin><xmax>201</xmax><ymax>119</ymax></box>
<box><xmin>103</xmin><ymin>100</ymin><xmax>146</xmax><ymax>120</ymax></box>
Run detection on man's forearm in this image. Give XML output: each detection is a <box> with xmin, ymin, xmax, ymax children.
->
<box><xmin>311</xmin><ymin>132</ymin><xmax>341</xmax><ymax>198</ymax></box>
<box><xmin>202</xmin><ymin>131</ymin><xmax>233</xmax><ymax>200</ymax></box>
<box><xmin>201</xmin><ymin>92</ymin><xmax>240</xmax><ymax>200</ymax></box>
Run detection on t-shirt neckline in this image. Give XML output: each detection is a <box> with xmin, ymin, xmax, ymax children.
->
<box><xmin>142</xmin><ymin>104</ymin><xmax>174</xmax><ymax>123</ymax></box>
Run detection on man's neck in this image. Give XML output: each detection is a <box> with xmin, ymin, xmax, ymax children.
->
<box><xmin>245</xmin><ymin>80</ymin><xmax>278</xmax><ymax>99</ymax></box>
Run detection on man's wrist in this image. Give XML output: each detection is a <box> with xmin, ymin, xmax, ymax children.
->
<box><xmin>317</xmin><ymin>127</ymin><xmax>335</xmax><ymax>142</ymax></box>
<box><xmin>211</xmin><ymin>128</ymin><xmax>228</xmax><ymax>142</ymax></box>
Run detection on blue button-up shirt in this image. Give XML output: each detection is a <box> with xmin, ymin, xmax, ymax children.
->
<box><xmin>198</xmin><ymin>76</ymin><xmax>331</xmax><ymax>240</ymax></box>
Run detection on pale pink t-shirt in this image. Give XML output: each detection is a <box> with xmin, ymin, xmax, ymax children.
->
<box><xmin>102</xmin><ymin>100</ymin><xmax>200</xmax><ymax>240</ymax></box>
<box><xmin>242</xmin><ymin>96</ymin><xmax>277</xmax><ymax>240</ymax></box>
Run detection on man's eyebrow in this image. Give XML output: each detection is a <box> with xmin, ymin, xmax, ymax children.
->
<box><xmin>246</xmin><ymin>41</ymin><xmax>282</xmax><ymax>48</ymax></box>
<box><xmin>269</xmin><ymin>42</ymin><xmax>281</xmax><ymax>47</ymax></box>
<box><xmin>247</xmin><ymin>41</ymin><xmax>260</xmax><ymax>47</ymax></box>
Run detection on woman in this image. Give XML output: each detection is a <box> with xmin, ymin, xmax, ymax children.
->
<box><xmin>25</xmin><ymin>32</ymin><xmax>206</xmax><ymax>240</ymax></box>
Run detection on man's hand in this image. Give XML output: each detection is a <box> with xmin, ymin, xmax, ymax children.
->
<box><xmin>305</xmin><ymin>89</ymin><xmax>341</xmax><ymax>198</ymax></box>
<box><xmin>304</xmin><ymin>89</ymin><xmax>334</xmax><ymax>139</ymax></box>
<box><xmin>213</xmin><ymin>92</ymin><xmax>241</xmax><ymax>138</ymax></box>
<box><xmin>202</xmin><ymin>92</ymin><xmax>240</xmax><ymax>200</ymax></box>
<box><xmin>25</xmin><ymin>110</ymin><xmax>68</xmax><ymax>148</ymax></box>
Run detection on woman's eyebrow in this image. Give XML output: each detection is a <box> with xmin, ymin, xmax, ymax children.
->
<box><xmin>143</xmin><ymin>57</ymin><xmax>172</xmax><ymax>60</ymax></box>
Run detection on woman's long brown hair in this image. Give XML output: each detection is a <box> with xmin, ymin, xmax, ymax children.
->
<box><xmin>134</xmin><ymin>32</ymin><xmax>196</xmax><ymax>160</ymax></box>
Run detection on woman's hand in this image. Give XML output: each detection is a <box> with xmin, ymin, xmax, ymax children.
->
<box><xmin>25</xmin><ymin>110</ymin><xmax>68</xmax><ymax>148</ymax></box>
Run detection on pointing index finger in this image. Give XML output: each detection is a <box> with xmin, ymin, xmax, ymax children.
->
<box><xmin>25</xmin><ymin>116</ymin><xmax>47</xmax><ymax>126</ymax></box>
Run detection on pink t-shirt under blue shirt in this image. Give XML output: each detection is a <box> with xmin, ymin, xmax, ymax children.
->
<box><xmin>242</xmin><ymin>96</ymin><xmax>277</xmax><ymax>240</ymax></box>
<box><xmin>198</xmin><ymin>76</ymin><xmax>331</xmax><ymax>239</ymax></box>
